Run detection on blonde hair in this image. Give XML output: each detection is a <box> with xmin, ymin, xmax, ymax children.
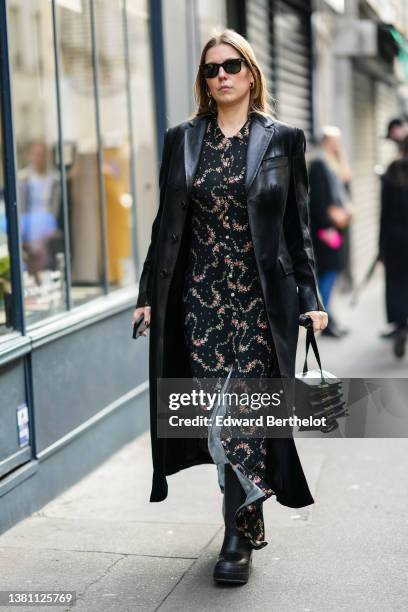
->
<box><xmin>319</xmin><ymin>125</ymin><xmax>342</xmax><ymax>140</ymax></box>
<box><xmin>189</xmin><ymin>28</ymin><xmax>275</xmax><ymax>120</ymax></box>
<box><xmin>318</xmin><ymin>125</ymin><xmax>352</xmax><ymax>183</ymax></box>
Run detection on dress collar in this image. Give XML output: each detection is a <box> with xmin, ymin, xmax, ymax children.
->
<box><xmin>209</xmin><ymin>114</ymin><xmax>251</xmax><ymax>141</ymax></box>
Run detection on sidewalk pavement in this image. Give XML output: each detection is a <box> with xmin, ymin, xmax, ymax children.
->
<box><xmin>0</xmin><ymin>275</ymin><xmax>407</xmax><ymax>611</ymax></box>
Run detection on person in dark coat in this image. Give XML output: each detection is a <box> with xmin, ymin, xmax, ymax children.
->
<box><xmin>308</xmin><ymin>126</ymin><xmax>353</xmax><ymax>338</ymax></box>
<box><xmin>379</xmin><ymin>134</ymin><xmax>408</xmax><ymax>358</ymax></box>
<box><xmin>131</xmin><ymin>28</ymin><xmax>327</xmax><ymax>585</ymax></box>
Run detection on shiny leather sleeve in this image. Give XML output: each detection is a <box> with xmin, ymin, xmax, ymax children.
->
<box><xmin>283</xmin><ymin>128</ymin><xmax>326</xmax><ymax>314</ymax></box>
<box><xmin>135</xmin><ymin>128</ymin><xmax>173</xmax><ymax>309</ymax></box>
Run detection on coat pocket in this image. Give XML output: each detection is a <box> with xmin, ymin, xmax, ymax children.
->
<box><xmin>278</xmin><ymin>253</ymin><xmax>295</xmax><ymax>275</ymax></box>
<box><xmin>261</xmin><ymin>155</ymin><xmax>289</xmax><ymax>170</ymax></box>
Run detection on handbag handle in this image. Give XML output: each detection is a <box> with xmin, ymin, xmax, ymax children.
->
<box><xmin>299</xmin><ymin>314</ymin><xmax>325</xmax><ymax>381</ymax></box>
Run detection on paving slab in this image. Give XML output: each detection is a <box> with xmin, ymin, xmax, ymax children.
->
<box><xmin>34</xmin><ymin>432</ymin><xmax>223</xmax><ymax>526</ymax></box>
<box><xmin>157</xmin><ymin>438</ymin><xmax>408</xmax><ymax>612</ymax></box>
<box><xmin>1</xmin><ymin>279</ymin><xmax>407</xmax><ymax>611</ymax></box>
<box><xmin>0</xmin><ymin>547</ymin><xmax>192</xmax><ymax>612</ymax></box>
<box><xmin>0</xmin><ymin>516</ymin><xmax>217</xmax><ymax>559</ymax></box>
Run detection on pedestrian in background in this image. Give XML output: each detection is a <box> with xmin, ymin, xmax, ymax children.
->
<box><xmin>308</xmin><ymin>126</ymin><xmax>354</xmax><ymax>338</ymax></box>
<box><xmin>379</xmin><ymin>117</ymin><xmax>408</xmax><ymax>339</ymax></box>
<box><xmin>379</xmin><ymin>134</ymin><xmax>408</xmax><ymax>359</ymax></box>
<box><xmin>385</xmin><ymin>116</ymin><xmax>408</xmax><ymax>157</ymax></box>
<box><xmin>132</xmin><ymin>28</ymin><xmax>327</xmax><ymax>586</ymax></box>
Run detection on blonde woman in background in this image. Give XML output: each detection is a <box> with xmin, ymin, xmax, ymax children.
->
<box><xmin>308</xmin><ymin>126</ymin><xmax>354</xmax><ymax>338</ymax></box>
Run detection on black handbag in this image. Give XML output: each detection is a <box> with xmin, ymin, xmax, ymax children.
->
<box><xmin>295</xmin><ymin>315</ymin><xmax>348</xmax><ymax>433</ymax></box>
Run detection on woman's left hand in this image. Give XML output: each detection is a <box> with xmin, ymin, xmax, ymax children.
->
<box><xmin>302</xmin><ymin>311</ymin><xmax>329</xmax><ymax>333</ymax></box>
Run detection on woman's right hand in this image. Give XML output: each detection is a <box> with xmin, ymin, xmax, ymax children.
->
<box><xmin>132</xmin><ymin>306</ymin><xmax>151</xmax><ymax>337</ymax></box>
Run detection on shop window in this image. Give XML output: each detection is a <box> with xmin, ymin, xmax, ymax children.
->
<box><xmin>8</xmin><ymin>0</ymin><xmax>140</xmax><ymax>325</ymax></box>
<box><xmin>126</xmin><ymin>0</ymin><xmax>159</xmax><ymax>270</ymax></box>
<box><xmin>0</xmin><ymin>100</ymin><xmax>13</xmax><ymax>335</ymax></box>
<box><xmin>94</xmin><ymin>0</ymin><xmax>136</xmax><ymax>289</ymax></box>
<box><xmin>56</xmin><ymin>0</ymin><xmax>104</xmax><ymax>305</ymax></box>
<box><xmin>8</xmin><ymin>0</ymin><xmax>67</xmax><ymax>325</ymax></box>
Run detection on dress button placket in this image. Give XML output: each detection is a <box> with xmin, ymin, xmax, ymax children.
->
<box><xmin>223</xmin><ymin>138</ymin><xmax>235</xmax><ymax>310</ymax></box>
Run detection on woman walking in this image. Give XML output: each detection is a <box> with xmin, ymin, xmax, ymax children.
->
<box><xmin>132</xmin><ymin>29</ymin><xmax>327</xmax><ymax>585</ymax></box>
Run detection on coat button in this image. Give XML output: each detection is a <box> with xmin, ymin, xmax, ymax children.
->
<box><xmin>170</xmin><ymin>232</ymin><xmax>178</xmax><ymax>243</ymax></box>
<box><xmin>160</xmin><ymin>269</ymin><xmax>168</xmax><ymax>278</ymax></box>
<box><xmin>180</xmin><ymin>200</ymin><xmax>187</xmax><ymax>208</ymax></box>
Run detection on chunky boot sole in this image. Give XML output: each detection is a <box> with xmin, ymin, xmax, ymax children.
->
<box><xmin>213</xmin><ymin>555</ymin><xmax>252</xmax><ymax>584</ymax></box>
<box><xmin>213</xmin><ymin>465</ymin><xmax>254</xmax><ymax>585</ymax></box>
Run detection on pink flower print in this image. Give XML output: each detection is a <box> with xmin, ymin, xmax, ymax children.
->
<box><xmin>242</xmin><ymin>359</ymin><xmax>257</xmax><ymax>373</ymax></box>
<box><xmin>256</xmin><ymin>334</ymin><xmax>268</xmax><ymax>345</ymax></box>
<box><xmin>202</xmin><ymin>226</ymin><xmax>216</xmax><ymax>245</ymax></box>
<box><xmin>215</xmin><ymin>350</ymin><xmax>225</xmax><ymax>366</ymax></box>
<box><xmin>193</xmin><ymin>273</ymin><xmax>205</xmax><ymax>282</ymax></box>
<box><xmin>235</xmin><ymin>442</ymin><xmax>252</xmax><ymax>456</ymax></box>
<box><xmin>229</xmin><ymin>173</ymin><xmax>243</xmax><ymax>184</ymax></box>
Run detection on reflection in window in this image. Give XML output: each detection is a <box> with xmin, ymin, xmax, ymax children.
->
<box><xmin>8</xmin><ymin>0</ymin><xmax>67</xmax><ymax>324</ymax></box>
<box><xmin>0</xmin><ymin>101</ymin><xmax>13</xmax><ymax>335</ymax></box>
<box><xmin>56</xmin><ymin>0</ymin><xmax>104</xmax><ymax>305</ymax></box>
<box><xmin>126</xmin><ymin>0</ymin><xmax>159</xmax><ymax>272</ymax></box>
<box><xmin>94</xmin><ymin>0</ymin><xmax>136</xmax><ymax>289</ymax></box>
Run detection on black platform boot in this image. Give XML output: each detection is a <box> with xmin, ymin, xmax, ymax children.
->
<box><xmin>213</xmin><ymin>463</ymin><xmax>253</xmax><ymax>585</ymax></box>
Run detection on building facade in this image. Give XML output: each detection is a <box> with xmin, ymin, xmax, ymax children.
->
<box><xmin>0</xmin><ymin>0</ymin><xmax>251</xmax><ymax>535</ymax></box>
<box><xmin>312</xmin><ymin>0</ymin><xmax>408</xmax><ymax>282</ymax></box>
<box><xmin>0</xmin><ymin>0</ymin><xmax>166</xmax><ymax>533</ymax></box>
<box><xmin>1</xmin><ymin>0</ymin><xmax>407</xmax><ymax>533</ymax></box>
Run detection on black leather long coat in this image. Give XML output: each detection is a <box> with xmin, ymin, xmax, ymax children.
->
<box><xmin>136</xmin><ymin>110</ymin><xmax>325</xmax><ymax>507</ymax></box>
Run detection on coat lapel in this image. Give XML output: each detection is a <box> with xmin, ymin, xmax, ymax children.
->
<box><xmin>184</xmin><ymin>111</ymin><xmax>276</xmax><ymax>197</ymax></box>
<box><xmin>184</xmin><ymin>116</ymin><xmax>208</xmax><ymax>196</ymax></box>
<box><xmin>244</xmin><ymin>114</ymin><xmax>276</xmax><ymax>194</ymax></box>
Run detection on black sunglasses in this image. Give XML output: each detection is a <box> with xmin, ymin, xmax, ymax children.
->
<box><xmin>200</xmin><ymin>58</ymin><xmax>248</xmax><ymax>79</ymax></box>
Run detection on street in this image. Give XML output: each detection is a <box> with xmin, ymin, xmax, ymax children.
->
<box><xmin>0</xmin><ymin>275</ymin><xmax>407</xmax><ymax>611</ymax></box>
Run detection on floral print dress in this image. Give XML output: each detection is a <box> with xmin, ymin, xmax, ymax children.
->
<box><xmin>182</xmin><ymin>113</ymin><xmax>279</xmax><ymax>550</ymax></box>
